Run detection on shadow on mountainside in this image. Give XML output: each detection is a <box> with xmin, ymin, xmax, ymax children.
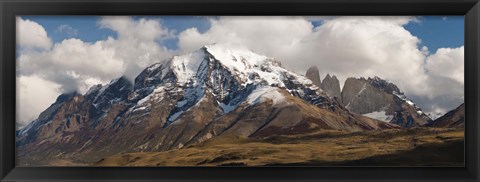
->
<box><xmin>266</xmin><ymin>140</ymin><xmax>464</xmax><ymax>166</ymax></box>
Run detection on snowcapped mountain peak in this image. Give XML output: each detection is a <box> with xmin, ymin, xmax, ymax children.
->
<box><xmin>138</xmin><ymin>44</ymin><xmax>314</xmax><ymax>94</ymax></box>
<box><xmin>203</xmin><ymin>44</ymin><xmax>269</xmax><ymax>70</ymax></box>
<box><xmin>17</xmin><ymin>44</ymin><xmax>405</xmax><ymax>161</ymax></box>
<box><xmin>170</xmin><ymin>49</ymin><xmax>208</xmax><ymax>85</ymax></box>
<box><xmin>202</xmin><ymin>44</ymin><xmax>312</xmax><ymax>89</ymax></box>
<box><xmin>20</xmin><ymin>45</ymin><xmax>329</xmax><ymax>135</ymax></box>
<box><xmin>120</xmin><ymin>44</ymin><xmax>328</xmax><ymax>126</ymax></box>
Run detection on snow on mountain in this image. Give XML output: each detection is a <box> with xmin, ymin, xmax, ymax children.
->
<box><xmin>247</xmin><ymin>86</ymin><xmax>286</xmax><ymax>106</ymax></box>
<box><xmin>392</xmin><ymin>91</ymin><xmax>414</xmax><ymax>106</ymax></box>
<box><xmin>16</xmin><ymin>44</ymin><xmax>345</xmax><ymax>142</ymax></box>
<box><xmin>18</xmin><ymin>119</ymin><xmax>37</xmax><ymax>135</ymax></box>
<box><xmin>85</xmin><ymin>84</ymin><xmax>102</xmax><ymax>96</ymax></box>
<box><xmin>204</xmin><ymin>44</ymin><xmax>313</xmax><ymax>88</ymax></box>
<box><xmin>369</xmin><ymin>77</ymin><xmax>428</xmax><ymax>118</ymax></box>
<box><xmin>427</xmin><ymin>112</ymin><xmax>444</xmax><ymax>120</ymax></box>
<box><xmin>17</xmin><ymin>44</ymin><xmax>404</xmax><ymax>166</ymax></box>
<box><xmin>122</xmin><ymin>44</ymin><xmax>324</xmax><ymax>125</ymax></box>
<box><xmin>171</xmin><ymin>49</ymin><xmax>208</xmax><ymax>85</ymax></box>
<box><xmin>218</xmin><ymin>102</ymin><xmax>237</xmax><ymax>113</ymax></box>
<box><xmin>426</xmin><ymin>103</ymin><xmax>464</xmax><ymax>128</ymax></box>
<box><xmin>130</xmin><ymin>86</ymin><xmax>166</xmax><ymax>113</ymax></box>
<box><xmin>342</xmin><ymin>76</ymin><xmax>431</xmax><ymax>127</ymax></box>
<box><xmin>362</xmin><ymin>111</ymin><xmax>393</xmax><ymax>122</ymax></box>
<box><xmin>168</xmin><ymin>110</ymin><xmax>185</xmax><ymax>122</ymax></box>
<box><xmin>391</xmin><ymin>90</ymin><xmax>426</xmax><ymax>115</ymax></box>
<box><xmin>17</xmin><ymin>92</ymin><xmax>79</xmax><ymax>137</ymax></box>
<box><xmin>205</xmin><ymin>44</ymin><xmax>267</xmax><ymax>73</ymax></box>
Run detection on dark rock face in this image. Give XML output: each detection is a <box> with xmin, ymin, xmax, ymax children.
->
<box><xmin>16</xmin><ymin>92</ymin><xmax>82</xmax><ymax>147</ymax></box>
<box><xmin>304</xmin><ymin>66</ymin><xmax>341</xmax><ymax>101</ymax></box>
<box><xmin>426</xmin><ymin>103</ymin><xmax>464</xmax><ymax>128</ymax></box>
<box><xmin>341</xmin><ymin>76</ymin><xmax>431</xmax><ymax>127</ymax></box>
<box><xmin>320</xmin><ymin>74</ymin><xmax>342</xmax><ymax>101</ymax></box>
<box><xmin>90</xmin><ymin>77</ymin><xmax>133</xmax><ymax>114</ymax></box>
<box><xmin>341</xmin><ymin>77</ymin><xmax>396</xmax><ymax>114</ymax></box>
<box><xmin>305</xmin><ymin>66</ymin><xmax>322</xmax><ymax>87</ymax></box>
<box><xmin>16</xmin><ymin>45</ymin><xmax>397</xmax><ymax>166</ymax></box>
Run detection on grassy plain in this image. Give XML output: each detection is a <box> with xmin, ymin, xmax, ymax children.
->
<box><xmin>94</xmin><ymin>127</ymin><xmax>464</xmax><ymax>166</ymax></box>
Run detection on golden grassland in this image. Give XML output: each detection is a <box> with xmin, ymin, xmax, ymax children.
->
<box><xmin>93</xmin><ymin>127</ymin><xmax>464</xmax><ymax>166</ymax></box>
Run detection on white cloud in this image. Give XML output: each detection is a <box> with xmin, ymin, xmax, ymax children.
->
<box><xmin>99</xmin><ymin>16</ymin><xmax>174</xmax><ymax>42</ymax></box>
<box><xmin>18</xmin><ymin>17</ymin><xmax>174</xmax><ymax>93</ymax></box>
<box><xmin>300</xmin><ymin>16</ymin><xmax>428</xmax><ymax>94</ymax></box>
<box><xmin>17</xmin><ymin>17</ymin><xmax>174</xmax><ymax>126</ymax></box>
<box><xmin>413</xmin><ymin>46</ymin><xmax>465</xmax><ymax>114</ymax></box>
<box><xmin>16</xmin><ymin>17</ymin><xmax>52</xmax><ymax>51</ymax></box>
<box><xmin>16</xmin><ymin>75</ymin><xmax>61</xmax><ymax>127</ymax></box>
<box><xmin>178</xmin><ymin>16</ymin><xmax>314</xmax><ymax>56</ymax></box>
<box><xmin>56</xmin><ymin>24</ymin><xmax>78</xmax><ymax>36</ymax></box>
<box><xmin>98</xmin><ymin>16</ymin><xmax>175</xmax><ymax>80</ymax></box>
<box><xmin>178</xmin><ymin>16</ymin><xmax>426</xmax><ymax>90</ymax></box>
<box><xmin>426</xmin><ymin>46</ymin><xmax>464</xmax><ymax>84</ymax></box>
<box><xmin>17</xmin><ymin>38</ymin><xmax>125</xmax><ymax>93</ymax></box>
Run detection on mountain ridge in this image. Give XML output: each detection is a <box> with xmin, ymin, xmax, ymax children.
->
<box><xmin>426</xmin><ymin>103</ymin><xmax>464</xmax><ymax>128</ymax></box>
<box><xmin>303</xmin><ymin>65</ymin><xmax>432</xmax><ymax>127</ymax></box>
<box><xmin>17</xmin><ymin>44</ymin><xmax>397</xmax><ymax>166</ymax></box>
<box><xmin>341</xmin><ymin>76</ymin><xmax>431</xmax><ymax>127</ymax></box>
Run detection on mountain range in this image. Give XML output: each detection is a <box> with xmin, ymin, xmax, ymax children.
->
<box><xmin>305</xmin><ymin>71</ymin><xmax>433</xmax><ymax>127</ymax></box>
<box><xmin>425</xmin><ymin>103</ymin><xmax>464</xmax><ymax>128</ymax></box>
<box><xmin>16</xmin><ymin>44</ymin><xmax>464</xmax><ymax>166</ymax></box>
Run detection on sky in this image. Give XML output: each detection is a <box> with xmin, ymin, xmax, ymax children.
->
<box><xmin>15</xmin><ymin>16</ymin><xmax>464</xmax><ymax>127</ymax></box>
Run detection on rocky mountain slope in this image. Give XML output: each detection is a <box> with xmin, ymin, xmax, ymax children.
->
<box><xmin>426</xmin><ymin>103</ymin><xmax>464</xmax><ymax>128</ymax></box>
<box><xmin>303</xmin><ymin>66</ymin><xmax>431</xmax><ymax>128</ymax></box>
<box><xmin>321</xmin><ymin>74</ymin><xmax>342</xmax><ymax>100</ymax></box>
<box><xmin>305</xmin><ymin>66</ymin><xmax>322</xmax><ymax>87</ymax></box>
<box><xmin>304</xmin><ymin>67</ymin><xmax>341</xmax><ymax>101</ymax></box>
<box><xmin>341</xmin><ymin>77</ymin><xmax>431</xmax><ymax>127</ymax></box>
<box><xmin>16</xmin><ymin>45</ymin><xmax>396</xmax><ymax>166</ymax></box>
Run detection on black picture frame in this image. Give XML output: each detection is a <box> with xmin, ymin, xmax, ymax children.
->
<box><xmin>1</xmin><ymin>0</ymin><xmax>479</xmax><ymax>181</ymax></box>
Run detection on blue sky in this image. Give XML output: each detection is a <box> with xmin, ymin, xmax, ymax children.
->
<box><xmin>21</xmin><ymin>16</ymin><xmax>212</xmax><ymax>50</ymax></box>
<box><xmin>404</xmin><ymin>16</ymin><xmax>464</xmax><ymax>53</ymax></box>
<box><xmin>21</xmin><ymin>16</ymin><xmax>463</xmax><ymax>54</ymax></box>
<box><xmin>21</xmin><ymin>16</ymin><xmax>117</xmax><ymax>43</ymax></box>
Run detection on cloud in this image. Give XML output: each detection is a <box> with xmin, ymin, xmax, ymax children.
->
<box><xmin>178</xmin><ymin>16</ymin><xmax>314</xmax><ymax>55</ymax></box>
<box><xmin>178</xmin><ymin>16</ymin><xmax>425</xmax><ymax>89</ymax></box>
<box><xmin>16</xmin><ymin>17</ymin><xmax>52</xmax><ymax>51</ymax></box>
<box><xmin>55</xmin><ymin>24</ymin><xmax>79</xmax><ymax>36</ymax></box>
<box><xmin>426</xmin><ymin>46</ymin><xmax>464</xmax><ymax>85</ymax></box>
<box><xmin>99</xmin><ymin>16</ymin><xmax>174</xmax><ymax>43</ymax></box>
<box><xmin>17</xmin><ymin>38</ymin><xmax>125</xmax><ymax>93</ymax></box>
<box><xmin>17</xmin><ymin>17</ymin><xmax>175</xmax><ymax>126</ymax></box>
<box><xmin>177</xmin><ymin>16</ymin><xmax>464</xmax><ymax>114</ymax></box>
<box><xmin>18</xmin><ymin>17</ymin><xmax>174</xmax><ymax>93</ymax></box>
<box><xmin>96</xmin><ymin>17</ymin><xmax>175</xmax><ymax>80</ymax></box>
<box><xmin>16</xmin><ymin>75</ymin><xmax>61</xmax><ymax>127</ymax></box>
<box><xmin>414</xmin><ymin>46</ymin><xmax>464</xmax><ymax>114</ymax></box>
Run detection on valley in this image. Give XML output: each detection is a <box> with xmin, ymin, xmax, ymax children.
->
<box><xmin>94</xmin><ymin>128</ymin><xmax>464</xmax><ymax>166</ymax></box>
